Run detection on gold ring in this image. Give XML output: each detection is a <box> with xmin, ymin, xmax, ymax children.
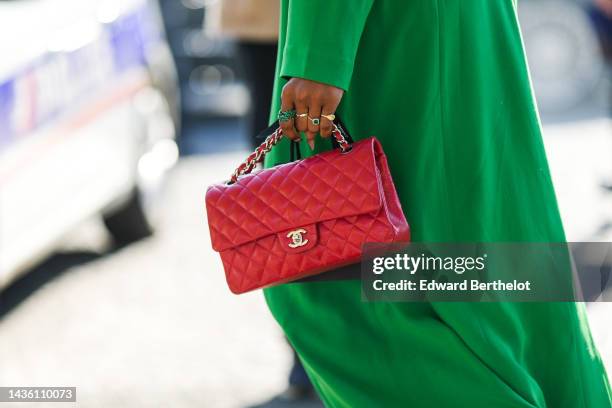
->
<box><xmin>296</xmin><ymin>113</ymin><xmax>308</xmax><ymax>118</ymax></box>
<box><xmin>321</xmin><ymin>114</ymin><xmax>336</xmax><ymax>121</ymax></box>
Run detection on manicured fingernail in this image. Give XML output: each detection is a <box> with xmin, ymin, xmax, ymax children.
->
<box><xmin>308</xmin><ymin>140</ymin><xmax>315</xmax><ymax>150</ymax></box>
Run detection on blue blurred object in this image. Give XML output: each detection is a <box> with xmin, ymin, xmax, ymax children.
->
<box><xmin>158</xmin><ymin>0</ymin><xmax>248</xmax><ymax>120</ymax></box>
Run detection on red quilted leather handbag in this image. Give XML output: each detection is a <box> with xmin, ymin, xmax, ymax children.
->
<box><xmin>205</xmin><ymin>124</ymin><xmax>410</xmax><ymax>294</ymax></box>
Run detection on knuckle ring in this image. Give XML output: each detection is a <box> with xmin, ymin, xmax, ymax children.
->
<box><xmin>278</xmin><ymin>109</ymin><xmax>296</xmax><ymax>122</ymax></box>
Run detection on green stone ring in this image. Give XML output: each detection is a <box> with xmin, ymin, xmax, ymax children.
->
<box><xmin>309</xmin><ymin>117</ymin><xmax>320</xmax><ymax>126</ymax></box>
<box><xmin>278</xmin><ymin>109</ymin><xmax>296</xmax><ymax>122</ymax></box>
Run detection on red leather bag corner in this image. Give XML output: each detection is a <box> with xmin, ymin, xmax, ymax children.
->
<box><xmin>206</xmin><ymin>136</ymin><xmax>410</xmax><ymax>294</ymax></box>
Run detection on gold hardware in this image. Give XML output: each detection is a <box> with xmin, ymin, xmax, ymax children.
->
<box><xmin>286</xmin><ymin>229</ymin><xmax>308</xmax><ymax>248</ymax></box>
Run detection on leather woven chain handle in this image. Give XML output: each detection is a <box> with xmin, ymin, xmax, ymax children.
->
<box><xmin>229</xmin><ymin>125</ymin><xmax>351</xmax><ymax>184</ymax></box>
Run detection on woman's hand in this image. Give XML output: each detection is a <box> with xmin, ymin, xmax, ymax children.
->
<box><xmin>280</xmin><ymin>78</ymin><xmax>344</xmax><ymax>149</ymax></box>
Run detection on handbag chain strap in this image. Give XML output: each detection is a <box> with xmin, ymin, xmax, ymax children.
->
<box><xmin>229</xmin><ymin>125</ymin><xmax>350</xmax><ymax>184</ymax></box>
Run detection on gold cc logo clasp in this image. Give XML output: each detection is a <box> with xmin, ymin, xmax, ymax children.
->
<box><xmin>286</xmin><ymin>228</ymin><xmax>308</xmax><ymax>248</ymax></box>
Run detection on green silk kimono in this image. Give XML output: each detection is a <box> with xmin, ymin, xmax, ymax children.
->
<box><xmin>262</xmin><ymin>1</ymin><xmax>612</xmax><ymax>406</ymax></box>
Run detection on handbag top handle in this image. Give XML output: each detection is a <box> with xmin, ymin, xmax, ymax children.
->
<box><xmin>230</xmin><ymin>121</ymin><xmax>352</xmax><ymax>184</ymax></box>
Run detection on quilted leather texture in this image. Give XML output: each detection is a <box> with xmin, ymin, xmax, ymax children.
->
<box><xmin>206</xmin><ymin>137</ymin><xmax>410</xmax><ymax>293</ymax></box>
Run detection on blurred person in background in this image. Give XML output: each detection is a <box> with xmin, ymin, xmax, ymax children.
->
<box><xmin>207</xmin><ymin>0</ymin><xmax>278</xmax><ymax>148</ymax></box>
<box><xmin>590</xmin><ymin>0</ymin><xmax>612</xmax><ymax>60</ymax></box>
<box><xmin>206</xmin><ymin>1</ymin><xmax>319</xmax><ymax>404</ymax></box>
<box><xmin>260</xmin><ymin>0</ymin><xmax>612</xmax><ymax>407</ymax></box>
<box><xmin>589</xmin><ymin>0</ymin><xmax>612</xmax><ymax>191</ymax></box>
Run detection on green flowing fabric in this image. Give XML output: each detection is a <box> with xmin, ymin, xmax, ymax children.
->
<box><xmin>262</xmin><ymin>1</ymin><xmax>612</xmax><ymax>406</ymax></box>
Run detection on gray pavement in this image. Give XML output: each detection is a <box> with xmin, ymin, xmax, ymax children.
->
<box><xmin>0</xmin><ymin>155</ymin><xmax>295</xmax><ymax>407</ymax></box>
<box><xmin>0</xmin><ymin>119</ymin><xmax>611</xmax><ymax>407</ymax></box>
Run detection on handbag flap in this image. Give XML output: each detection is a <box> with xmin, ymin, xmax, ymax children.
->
<box><xmin>206</xmin><ymin>137</ymin><xmax>384</xmax><ymax>252</ymax></box>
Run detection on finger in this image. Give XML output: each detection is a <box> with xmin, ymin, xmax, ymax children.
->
<box><xmin>280</xmin><ymin>94</ymin><xmax>298</xmax><ymax>141</ymax></box>
<box><xmin>307</xmin><ymin>103</ymin><xmax>321</xmax><ymax>135</ymax></box>
<box><xmin>320</xmin><ymin>110</ymin><xmax>335</xmax><ymax>138</ymax></box>
<box><xmin>294</xmin><ymin>86</ymin><xmax>309</xmax><ymax>133</ymax></box>
<box><xmin>295</xmin><ymin>103</ymin><xmax>309</xmax><ymax>134</ymax></box>
<box><xmin>304</xmin><ymin>102</ymin><xmax>321</xmax><ymax>150</ymax></box>
<box><xmin>279</xmin><ymin>116</ymin><xmax>298</xmax><ymax>141</ymax></box>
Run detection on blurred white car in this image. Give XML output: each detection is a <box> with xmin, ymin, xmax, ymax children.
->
<box><xmin>0</xmin><ymin>0</ymin><xmax>180</xmax><ymax>288</ymax></box>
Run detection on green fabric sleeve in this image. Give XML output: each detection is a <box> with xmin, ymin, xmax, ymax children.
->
<box><xmin>280</xmin><ymin>0</ymin><xmax>375</xmax><ymax>91</ymax></box>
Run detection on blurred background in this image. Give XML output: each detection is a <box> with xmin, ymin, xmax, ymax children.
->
<box><xmin>0</xmin><ymin>0</ymin><xmax>610</xmax><ymax>407</ymax></box>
